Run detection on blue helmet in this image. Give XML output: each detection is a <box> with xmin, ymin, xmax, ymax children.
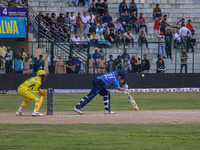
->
<box><xmin>118</xmin><ymin>71</ymin><xmax>126</xmax><ymax>79</ymax></box>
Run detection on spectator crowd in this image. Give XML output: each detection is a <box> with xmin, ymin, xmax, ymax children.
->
<box><xmin>5</xmin><ymin>0</ymin><xmax>197</xmax><ymax>74</ymax></box>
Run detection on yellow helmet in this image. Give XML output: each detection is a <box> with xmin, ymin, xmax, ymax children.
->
<box><xmin>37</xmin><ymin>70</ymin><xmax>47</xmax><ymax>76</ymax></box>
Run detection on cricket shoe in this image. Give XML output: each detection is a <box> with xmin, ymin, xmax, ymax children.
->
<box><xmin>73</xmin><ymin>107</ymin><xmax>83</xmax><ymax>114</ymax></box>
<box><xmin>16</xmin><ymin>111</ymin><xmax>23</xmax><ymax>116</ymax></box>
<box><xmin>104</xmin><ymin>110</ymin><xmax>115</xmax><ymax>114</ymax></box>
<box><xmin>32</xmin><ymin>112</ymin><xmax>44</xmax><ymax>117</ymax></box>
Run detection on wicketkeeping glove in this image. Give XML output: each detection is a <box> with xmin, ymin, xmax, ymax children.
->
<box><xmin>39</xmin><ymin>89</ymin><xmax>47</xmax><ymax>96</ymax></box>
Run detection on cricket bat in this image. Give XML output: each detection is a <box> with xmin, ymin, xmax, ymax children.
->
<box><xmin>126</xmin><ymin>92</ymin><xmax>139</xmax><ymax>111</ymax></box>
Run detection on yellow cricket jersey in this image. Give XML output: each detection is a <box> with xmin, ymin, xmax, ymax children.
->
<box><xmin>19</xmin><ymin>76</ymin><xmax>42</xmax><ymax>93</ymax></box>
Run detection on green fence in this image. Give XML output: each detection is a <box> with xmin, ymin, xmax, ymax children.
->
<box><xmin>0</xmin><ymin>41</ymin><xmax>199</xmax><ymax>74</ymax></box>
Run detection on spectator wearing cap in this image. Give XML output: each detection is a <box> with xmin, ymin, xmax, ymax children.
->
<box><xmin>102</xmin><ymin>12</ymin><xmax>112</xmax><ymax>29</ymax></box>
<box><xmin>179</xmin><ymin>24</ymin><xmax>191</xmax><ymax>50</ymax></box>
<box><xmin>130</xmin><ymin>12</ymin><xmax>138</xmax><ymax>33</ymax></box>
<box><xmin>66</xmin><ymin>56</ymin><xmax>75</xmax><ymax>73</ymax></box>
<box><xmin>138</xmin><ymin>31</ymin><xmax>149</xmax><ymax>49</ymax></box>
<box><xmin>4</xmin><ymin>46</ymin><xmax>12</xmax><ymax>73</ymax></box>
<box><xmin>13</xmin><ymin>54</ymin><xmax>23</xmax><ymax>73</ymax></box>
<box><xmin>106</xmin><ymin>55</ymin><xmax>115</xmax><ymax>72</ymax></box>
<box><xmin>95</xmin><ymin>0</ymin><xmax>105</xmax><ymax>16</ymax></box>
<box><xmin>69</xmin><ymin>0</ymin><xmax>79</xmax><ymax>6</ymax></box>
<box><xmin>186</xmin><ymin>20</ymin><xmax>193</xmax><ymax>31</ymax></box>
<box><xmin>153</xmin><ymin>4</ymin><xmax>162</xmax><ymax>21</ymax></box>
<box><xmin>51</xmin><ymin>13</ymin><xmax>57</xmax><ymax>24</ymax></box>
<box><xmin>88</xmin><ymin>0</ymin><xmax>97</xmax><ymax>14</ymax></box>
<box><xmin>20</xmin><ymin>48</ymin><xmax>27</xmax><ymax>60</ymax></box>
<box><xmin>82</xmin><ymin>11</ymin><xmax>90</xmax><ymax>32</ymax></box>
<box><xmin>119</xmin><ymin>0</ymin><xmax>129</xmax><ymax>16</ymax></box>
<box><xmin>36</xmin><ymin>55</ymin><xmax>45</xmax><ymax>70</ymax></box>
<box><xmin>129</xmin><ymin>0</ymin><xmax>138</xmax><ymax>17</ymax></box>
<box><xmin>116</xmin><ymin>30</ymin><xmax>124</xmax><ymax>48</ymax></box>
<box><xmin>0</xmin><ymin>42</ymin><xmax>7</xmax><ymax>70</ymax></box>
<box><xmin>74</xmin><ymin>57</ymin><xmax>82</xmax><ymax>73</ymax></box>
<box><xmin>137</xmin><ymin>13</ymin><xmax>148</xmax><ymax>34</ymax></box>
<box><xmin>177</xmin><ymin>18</ymin><xmax>185</xmax><ymax>28</ymax></box>
<box><xmin>92</xmin><ymin>48</ymin><xmax>100</xmax><ymax>73</ymax></box>
<box><xmin>57</xmin><ymin>13</ymin><xmax>65</xmax><ymax>25</ymax></box>
<box><xmin>95</xmin><ymin>13</ymin><xmax>104</xmax><ymax>29</ymax></box>
<box><xmin>97</xmin><ymin>54</ymin><xmax>105</xmax><ymax>74</ymax></box>
<box><xmin>142</xmin><ymin>54</ymin><xmax>150</xmax><ymax>73</ymax></box>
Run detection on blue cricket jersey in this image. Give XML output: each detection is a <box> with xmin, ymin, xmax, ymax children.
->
<box><xmin>97</xmin><ymin>72</ymin><xmax>120</xmax><ymax>88</ymax></box>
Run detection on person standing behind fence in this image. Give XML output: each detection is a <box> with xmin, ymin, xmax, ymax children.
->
<box><xmin>142</xmin><ymin>54</ymin><xmax>150</xmax><ymax>73</ymax></box>
<box><xmin>13</xmin><ymin>54</ymin><xmax>23</xmax><ymax>73</ymax></box>
<box><xmin>55</xmin><ymin>56</ymin><xmax>65</xmax><ymax>74</ymax></box>
<box><xmin>165</xmin><ymin>29</ymin><xmax>173</xmax><ymax>59</ymax></box>
<box><xmin>0</xmin><ymin>43</ymin><xmax>7</xmax><ymax>70</ymax></box>
<box><xmin>36</xmin><ymin>55</ymin><xmax>45</xmax><ymax>70</ymax></box>
<box><xmin>85</xmin><ymin>54</ymin><xmax>95</xmax><ymax>74</ymax></box>
<box><xmin>179</xmin><ymin>24</ymin><xmax>191</xmax><ymax>51</ymax></box>
<box><xmin>180</xmin><ymin>49</ymin><xmax>188</xmax><ymax>73</ymax></box>
<box><xmin>23</xmin><ymin>56</ymin><xmax>31</xmax><ymax>74</ymax></box>
<box><xmin>158</xmin><ymin>31</ymin><xmax>166</xmax><ymax>59</ymax></box>
<box><xmin>106</xmin><ymin>55</ymin><xmax>115</xmax><ymax>72</ymax></box>
<box><xmin>97</xmin><ymin>55</ymin><xmax>105</xmax><ymax>74</ymax></box>
<box><xmin>4</xmin><ymin>46</ymin><xmax>12</xmax><ymax>74</ymax></box>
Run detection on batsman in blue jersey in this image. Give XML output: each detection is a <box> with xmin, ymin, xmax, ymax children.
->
<box><xmin>73</xmin><ymin>71</ymin><xmax>127</xmax><ymax>114</ymax></box>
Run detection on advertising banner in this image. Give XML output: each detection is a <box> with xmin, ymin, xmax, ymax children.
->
<box><xmin>0</xmin><ymin>17</ymin><xmax>26</xmax><ymax>38</ymax></box>
<box><xmin>0</xmin><ymin>7</ymin><xmax>27</xmax><ymax>17</ymax></box>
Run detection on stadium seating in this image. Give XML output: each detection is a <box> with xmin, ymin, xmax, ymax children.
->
<box><xmin>28</xmin><ymin>0</ymin><xmax>200</xmax><ymax>73</ymax></box>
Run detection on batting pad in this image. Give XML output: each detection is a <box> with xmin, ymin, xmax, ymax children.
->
<box><xmin>36</xmin><ymin>96</ymin><xmax>43</xmax><ymax>112</ymax></box>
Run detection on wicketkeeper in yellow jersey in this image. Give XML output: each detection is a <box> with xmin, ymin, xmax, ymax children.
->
<box><xmin>16</xmin><ymin>70</ymin><xmax>47</xmax><ymax>117</ymax></box>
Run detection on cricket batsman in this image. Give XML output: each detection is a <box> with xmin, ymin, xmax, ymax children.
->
<box><xmin>16</xmin><ymin>70</ymin><xmax>47</xmax><ymax>117</ymax></box>
<box><xmin>73</xmin><ymin>71</ymin><xmax>128</xmax><ymax>114</ymax></box>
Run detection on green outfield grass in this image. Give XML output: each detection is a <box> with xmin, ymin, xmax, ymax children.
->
<box><xmin>0</xmin><ymin>92</ymin><xmax>200</xmax><ymax>112</ymax></box>
<box><xmin>0</xmin><ymin>124</ymin><xmax>200</xmax><ymax>150</ymax></box>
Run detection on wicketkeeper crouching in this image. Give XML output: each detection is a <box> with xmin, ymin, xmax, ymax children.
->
<box><xmin>16</xmin><ymin>70</ymin><xmax>47</xmax><ymax>117</ymax></box>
